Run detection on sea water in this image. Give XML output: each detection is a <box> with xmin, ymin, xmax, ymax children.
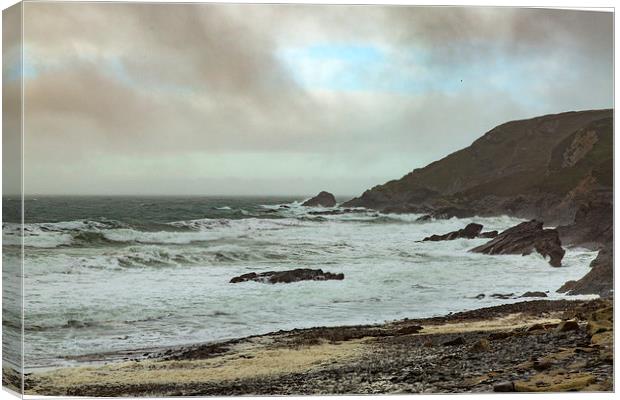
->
<box><xmin>1</xmin><ymin>196</ymin><xmax>597</xmax><ymax>370</ymax></box>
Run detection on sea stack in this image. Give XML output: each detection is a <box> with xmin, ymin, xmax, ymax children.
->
<box><xmin>470</xmin><ymin>220</ymin><xmax>566</xmax><ymax>267</ymax></box>
<box><xmin>302</xmin><ymin>191</ymin><xmax>337</xmax><ymax>207</ymax></box>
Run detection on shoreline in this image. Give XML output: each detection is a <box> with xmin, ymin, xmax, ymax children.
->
<box><xmin>20</xmin><ymin>291</ymin><xmax>600</xmax><ymax>373</ymax></box>
<box><xmin>19</xmin><ymin>298</ymin><xmax>613</xmax><ymax>396</ymax></box>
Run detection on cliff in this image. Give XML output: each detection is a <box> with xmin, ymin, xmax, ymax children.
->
<box><xmin>344</xmin><ymin>109</ymin><xmax>612</xmax><ymax>247</ymax></box>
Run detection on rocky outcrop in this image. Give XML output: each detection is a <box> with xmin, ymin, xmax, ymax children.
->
<box><xmin>520</xmin><ymin>291</ymin><xmax>548</xmax><ymax>298</ymax></box>
<box><xmin>230</xmin><ymin>268</ymin><xmax>344</xmax><ymax>284</ymax></box>
<box><xmin>344</xmin><ymin>110</ymin><xmax>612</xmax><ymax>228</ymax></box>
<box><xmin>490</xmin><ymin>293</ymin><xmax>514</xmax><ymax>299</ymax></box>
<box><xmin>423</xmin><ymin>223</ymin><xmax>483</xmax><ymax>241</ymax></box>
<box><xmin>308</xmin><ymin>208</ymin><xmax>368</xmax><ymax>216</ymax></box>
<box><xmin>470</xmin><ymin>220</ymin><xmax>565</xmax><ymax>267</ymax></box>
<box><xmin>558</xmin><ymin>246</ymin><xmax>612</xmax><ymax>297</ymax></box>
<box><xmin>302</xmin><ymin>191</ymin><xmax>337</xmax><ymax>207</ymax></box>
<box><xmin>558</xmin><ymin>190</ymin><xmax>612</xmax><ymax>249</ymax></box>
<box><xmin>479</xmin><ymin>230</ymin><xmax>499</xmax><ymax>239</ymax></box>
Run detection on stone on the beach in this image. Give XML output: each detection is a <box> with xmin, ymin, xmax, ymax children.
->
<box><xmin>555</xmin><ymin>320</ymin><xmax>579</xmax><ymax>333</ymax></box>
<box><xmin>395</xmin><ymin>325</ymin><xmax>423</xmax><ymax>335</ymax></box>
<box><xmin>513</xmin><ymin>372</ymin><xmax>596</xmax><ymax>392</ymax></box>
<box><xmin>587</xmin><ymin>320</ymin><xmax>611</xmax><ymax>336</ymax></box>
<box><xmin>532</xmin><ymin>358</ymin><xmax>553</xmax><ymax>371</ymax></box>
<box><xmin>302</xmin><ymin>191</ymin><xmax>337</xmax><ymax>207</ymax></box>
<box><xmin>520</xmin><ymin>291</ymin><xmax>548</xmax><ymax>298</ymax></box>
<box><xmin>470</xmin><ymin>220</ymin><xmax>566</xmax><ymax>267</ymax></box>
<box><xmin>469</xmin><ymin>338</ymin><xmax>490</xmax><ymax>352</ymax></box>
<box><xmin>230</xmin><ymin>268</ymin><xmax>344</xmax><ymax>284</ymax></box>
<box><xmin>442</xmin><ymin>336</ymin><xmax>465</xmax><ymax>346</ymax></box>
<box><xmin>493</xmin><ymin>381</ymin><xmax>515</xmax><ymax>392</ymax></box>
<box><xmin>586</xmin><ymin>305</ymin><xmax>613</xmax><ymax>336</ymax></box>
<box><xmin>591</xmin><ymin>331</ymin><xmax>613</xmax><ymax>346</ymax></box>
<box><xmin>526</xmin><ymin>323</ymin><xmax>545</xmax><ymax>332</ymax></box>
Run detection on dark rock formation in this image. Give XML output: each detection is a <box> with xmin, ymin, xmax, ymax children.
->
<box><xmin>493</xmin><ymin>381</ymin><xmax>516</xmax><ymax>392</ymax></box>
<box><xmin>556</xmin><ymin>280</ymin><xmax>578</xmax><ymax>294</ymax></box>
<box><xmin>555</xmin><ymin>320</ymin><xmax>579</xmax><ymax>332</ymax></box>
<box><xmin>520</xmin><ymin>291</ymin><xmax>548</xmax><ymax>298</ymax></box>
<box><xmin>302</xmin><ymin>191</ymin><xmax>337</xmax><ymax>207</ymax></box>
<box><xmin>395</xmin><ymin>325</ymin><xmax>423</xmax><ymax>335</ymax></box>
<box><xmin>470</xmin><ymin>220</ymin><xmax>566</xmax><ymax>267</ymax></box>
<box><xmin>432</xmin><ymin>207</ymin><xmax>475</xmax><ymax>219</ymax></box>
<box><xmin>490</xmin><ymin>293</ymin><xmax>514</xmax><ymax>299</ymax></box>
<box><xmin>423</xmin><ymin>223</ymin><xmax>483</xmax><ymax>241</ymax></box>
<box><xmin>558</xmin><ymin>246</ymin><xmax>613</xmax><ymax>297</ymax></box>
<box><xmin>343</xmin><ymin>110</ymin><xmax>612</xmax><ymax>229</ymax></box>
<box><xmin>308</xmin><ymin>208</ymin><xmax>368</xmax><ymax>216</ymax></box>
<box><xmin>230</xmin><ymin>268</ymin><xmax>344</xmax><ymax>284</ymax></box>
<box><xmin>558</xmin><ymin>191</ymin><xmax>612</xmax><ymax>249</ymax></box>
<box><xmin>479</xmin><ymin>230</ymin><xmax>499</xmax><ymax>239</ymax></box>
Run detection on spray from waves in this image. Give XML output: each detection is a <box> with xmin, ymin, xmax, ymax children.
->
<box><xmin>4</xmin><ymin>209</ymin><xmax>524</xmax><ymax>250</ymax></box>
<box><xmin>4</xmin><ymin>217</ymin><xmax>314</xmax><ymax>248</ymax></box>
<box><xmin>23</xmin><ymin>241</ymin><xmax>337</xmax><ymax>275</ymax></box>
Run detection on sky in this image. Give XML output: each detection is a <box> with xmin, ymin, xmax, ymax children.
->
<box><xmin>2</xmin><ymin>3</ymin><xmax>614</xmax><ymax>196</ymax></box>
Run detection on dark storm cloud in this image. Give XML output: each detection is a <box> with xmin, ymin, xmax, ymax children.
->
<box><xmin>17</xmin><ymin>3</ymin><xmax>613</xmax><ymax>195</ymax></box>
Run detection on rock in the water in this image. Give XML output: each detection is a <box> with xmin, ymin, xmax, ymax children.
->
<box><xmin>230</xmin><ymin>268</ymin><xmax>344</xmax><ymax>284</ymax></box>
<box><xmin>302</xmin><ymin>191</ymin><xmax>337</xmax><ymax>207</ymax></box>
<box><xmin>415</xmin><ymin>214</ymin><xmax>432</xmax><ymax>222</ymax></box>
<box><xmin>478</xmin><ymin>230</ymin><xmax>499</xmax><ymax>238</ymax></box>
<box><xmin>556</xmin><ymin>280</ymin><xmax>578</xmax><ymax>293</ymax></box>
<box><xmin>475</xmin><ymin>293</ymin><xmax>485</xmax><ymax>300</ymax></box>
<box><xmin>520</xmin><ymin>291</ymin><xmax>548</xmax><ymax>298</ymax></box>
<box><xmin>422</xmin><ymin>223</ymin><xmax>483</xmax><ymax>241</ymax></box>
<box><xmin>559</xmin><ymin>245</ymin><xmax>613</xmax><ymax>297</ymax></box>
<box><xmin>490</xmin><ymin>293</ymin><xmax>514</xmax><ymax>299</ymax></box>
<box><xmin>470</xmin><ymin>220</ymin><xmax>565</xmax><ymax>267</ymax></box>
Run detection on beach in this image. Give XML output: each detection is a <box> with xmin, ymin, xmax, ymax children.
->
<box><xmin>21</xmin><ymin>298</ymin><xmax>613</xmax><ymax>396</ymax></box>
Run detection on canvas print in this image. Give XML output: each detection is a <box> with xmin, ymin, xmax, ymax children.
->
<box><xmin>1</xmin><ymin>1</ymin><xmax>614</xmax><ymax>396</ymax></box>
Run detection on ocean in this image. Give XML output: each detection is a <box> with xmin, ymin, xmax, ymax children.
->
<box><xmin>2</xmin><ymin>196</ymin><xmax>597</xmax><ymax>370</ymax></box>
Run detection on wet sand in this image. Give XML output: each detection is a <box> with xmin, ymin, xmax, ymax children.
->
<box><xmin>21</xmin><ymin>298</ymin><xmax>613</xmax><ymax>396</ymax></box>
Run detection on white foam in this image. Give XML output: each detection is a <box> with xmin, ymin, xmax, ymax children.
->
<box><xmin>19</xmin><ymin>213</ymin><xmax>599</xmax><ymax>369</ymax></box>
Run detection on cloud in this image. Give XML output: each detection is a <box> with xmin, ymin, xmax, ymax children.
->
<box><xmin>18</xmin><ymin>3</ymin><xmax>613</xmax><ymax>195</ymax></box>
